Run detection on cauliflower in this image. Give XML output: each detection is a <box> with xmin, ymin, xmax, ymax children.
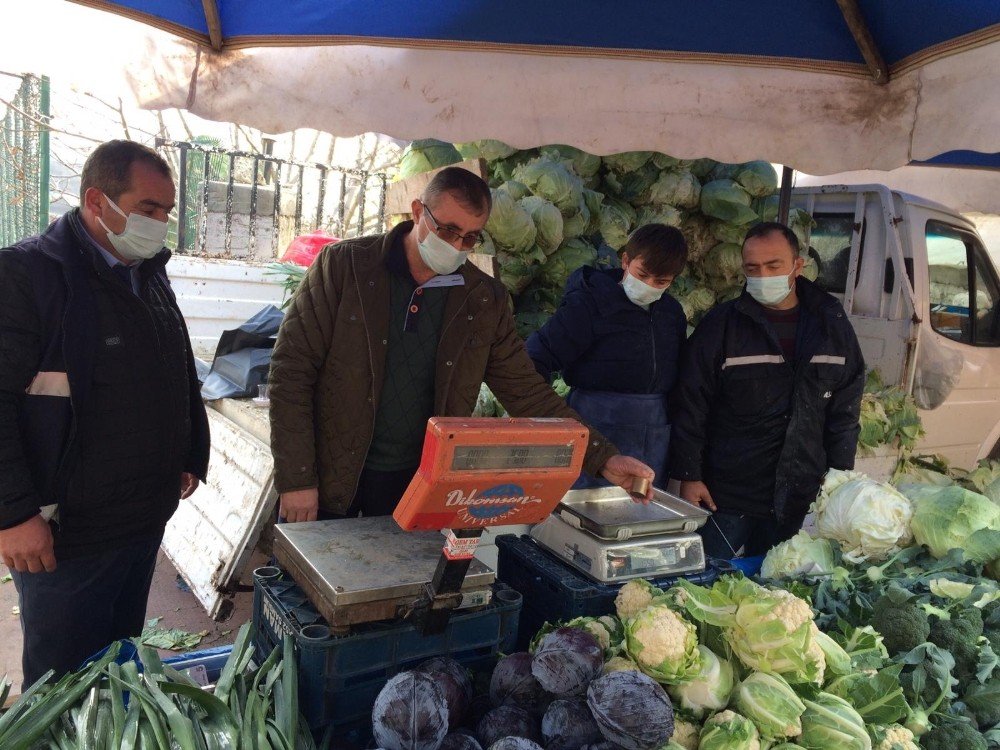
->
<box><xmin>700</xmin><ymin>710</ymin><xmax>761</xmax><ymax>750</ymax></box>
<box><xmin>624</xmin><ymin>604</ymin><xmax>702</xmax><ymax>684</ymax></box>
<box><xmin>872</xmin><ymin>723</ymin><xmax>919</xmax><ymax>750</ymax></box>
<box><xmin>670</xmin><ymin>718</ymin><xmax>700</xmax><ymax>750</ymax></box>
<box><xmin>615</xmin><ymin>578</ymin><xmax>661</xmax><ymax>620</ymax></box>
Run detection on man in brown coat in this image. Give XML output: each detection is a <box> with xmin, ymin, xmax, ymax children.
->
<box><xmin>269</xmin><ymin>167</ymin><xmax>653</xmax><ymax>521</ymax></box>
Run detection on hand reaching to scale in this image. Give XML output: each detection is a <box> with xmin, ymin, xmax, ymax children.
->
<box><xmin>599</xmin><ymin>455</ymin><xmax>655</xmax><ymax>503</ymax></box>
<box><xmin>280</xmin><ymin>487</ymin><xmax>320</xmax><ymax>523</ymax></box>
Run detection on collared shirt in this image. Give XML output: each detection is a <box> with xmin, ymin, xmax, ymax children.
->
<box><xmin>84</xmin><ymin>227</ymin><xmax>141</xmax><ymax>295</ymax></box>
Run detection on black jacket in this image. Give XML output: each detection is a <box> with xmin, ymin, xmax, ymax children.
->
<box><xmin>669</xmin><ymin>278</ymin><xmax>865</xmax><ymax>521</ymax></box>
<box><xmin>0</xmin><ymin>210</ymin><xmax>210</xmax><ymax>553</ymax></box>
<box><xmin>526</xmin><ymin>266</ymin><xmax>687</xmax><ymax>394</ymax></box>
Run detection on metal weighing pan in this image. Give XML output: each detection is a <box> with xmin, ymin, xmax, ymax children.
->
<box><xmin>273</xmin><ymin>517</ymin><xmax>494</xmax><ymax>628</ymax></box>
<box><xmin>556</xmin><ymin>486</ymin><xmax>711</xmax><ymax>540</ymax></box>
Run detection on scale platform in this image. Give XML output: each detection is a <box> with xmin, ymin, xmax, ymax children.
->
<box><xmin>530</xmin><ymin>486</ymin><xmax>710</xmax><ymax>582</ymax></box>
<box><xmin>273</xmin><ymin>517</ymin><xmax>495</xmax><ymax>631</ymax></box>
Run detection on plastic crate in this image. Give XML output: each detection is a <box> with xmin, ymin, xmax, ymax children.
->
<box><xmin>252</xmin><ymin>568</ymin><xmax>521</xmax><ymax>736</ymax></box>
<box><xmin>495</xmin><ymin>534</ymin><xmax>719</xmax><ymax>650</ymax></box>
<box><xmin>162</xmin><ymin>645</ymin><xmax>233</xmax><ymax>684</ymax></box>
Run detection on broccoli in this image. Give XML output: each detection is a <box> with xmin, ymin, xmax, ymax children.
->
<box><xmin>928</xmin><ymin>608</ymin><xmax>983</xmax><ymax>689</ymax></box>
<box><xmin>918</xmin><ymin>721</ymin><xmax>987</xmax><ymax>750</ymax></box>
<box><xmin>964</xmin><ymin>676</ymin><xmax>1000</xmax><ymax>728</ymax></box>
<box><xmin>870</xmin><ymin>593</ymin><xmax>930</xmax><ymax>655</ymax></box>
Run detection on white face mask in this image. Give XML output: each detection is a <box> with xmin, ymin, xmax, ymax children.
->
<box><xmin>417</xmin><ymin>214</ymin><xmax>466</xmax><ymax>275</ymax></box>
<box><xmin>745</xmin><ymin>271</ymin><xmax>795</xmax><ymax>306</ymax></box>
<box><xmin>622</xmin><ymin>269</ymin><xmax>666</xmax><ymax>307</ymax></box>
<box><xmin>97</xmin><ymin>195</ymin><xmax>168</xmax><ymax>261</ymax></box>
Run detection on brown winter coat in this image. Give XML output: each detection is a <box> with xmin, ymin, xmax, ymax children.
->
<box><xmin>269</xmin><ymin>221</ymin><xmax>618</xmax><ymax>514</ymax></box>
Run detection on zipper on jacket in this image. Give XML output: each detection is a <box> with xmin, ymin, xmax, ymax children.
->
<box><xmin>437</xmin><ymin>279</ymin><xmax>484</xmax><ymax>405</ymax></box>
<box><xmin>346</xmin><ymin>248</ymin><xmax>381</xmax><ymax>506</ymax></box>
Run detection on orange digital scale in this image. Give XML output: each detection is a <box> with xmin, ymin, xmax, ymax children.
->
<box><xmin>272</xmin><ymin>417</ymin><xmax>590</xmax><ymax>633</ymax></box>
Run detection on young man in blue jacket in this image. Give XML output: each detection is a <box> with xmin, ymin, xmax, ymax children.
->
<box><xmin>527</xmin><ymin>224</ymin><xmax>689</xmax><ymax>487</ymax></box>
<box><xmin>0</xmin><ymin>140</ymin><xmax>209</xmax><ymax>687</ymax></box>
<box><xmin>670</xmin><ymin>222</ymin><xmax>865</xmax><ymax>558</ymax></box>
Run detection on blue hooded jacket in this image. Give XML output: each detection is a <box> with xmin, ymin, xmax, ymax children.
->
<box><xmin>526</xmin><ymin>266</ymin><xmax>687</xmax><ymax>394</ymax></box>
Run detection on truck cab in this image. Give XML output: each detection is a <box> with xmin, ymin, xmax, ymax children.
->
<box><xmin>793</xmin><ymin>184</ymin><xmax>1000</xmax><ymax>468</ymax></box>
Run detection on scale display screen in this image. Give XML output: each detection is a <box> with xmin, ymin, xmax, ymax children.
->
<box><xmin>451</xmin><ymin>444</ymin><xmax>575</xmax><ymax>471</ymax></box>
<box><xmin>393</xmin><ymin>417</ymin><xmax>589</xmax><ymax>531</ymax></box>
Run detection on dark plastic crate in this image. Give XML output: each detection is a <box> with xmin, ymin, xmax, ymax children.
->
<box><xmin>495</xmin><ymin>534</ymin><xmax>720</xmax><ymax>650</ymax></box>
<box><xmin>252</xmin><ymin>569</ymin><xmax>521</xmax><ymax>736</ymax></box>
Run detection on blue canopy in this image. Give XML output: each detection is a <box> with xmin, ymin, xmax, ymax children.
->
<box><xmin>76</xmin><ymin>1</ymin><xmax>1000</xmax><ymax>76</ymax></box>
<box><xmin>68</xmin><ymin>1</ymin><xmax>1000</xmax><ymax>174</ymax></box>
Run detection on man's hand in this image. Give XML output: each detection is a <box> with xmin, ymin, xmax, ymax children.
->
<box><xmin>0</xmin><ymin>515</ymin><xmax>56</xmax><ymax>573</ymax></box>
<box><xmin>679</xmin><ymin>480</ymin><xmax>717</xmax><ymax>511</ymax></box>
<box><xmin>279</xmin><ymin>488</ymin><xmax>319</xmax><ymax>523</ymax></box>
<box><xmin>180</xmin><ymin>472</ymin><xmax>200</xmax><ymax>500</ymax></box>
<box><xmin>599</xmin><ymin>455</ymin><xmax>656</xmax><ymax>502</ymax></box>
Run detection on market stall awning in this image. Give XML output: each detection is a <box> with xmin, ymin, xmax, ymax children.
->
<box><xmin>69</xmin><ymin>1</ymin><xmax>1000</xmax><ymax>174</ymax></box>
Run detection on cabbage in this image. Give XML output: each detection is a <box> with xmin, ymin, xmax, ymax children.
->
<box><xmin>531</xmin><ymin>627</ymin><xmax>604</xmax><ymax>697</ymax></box>
<box><xmin>733</xmin><ymin>671</ymin><xmax>806</xmax><ymax>741</ymax></box>
<box><xmin>700</xmin><ymin>180</ymin><xmax>758</xmax><ymax>225</ymax></box>
<box><xmin>414</xmin><ymin>657</ymin><xmax>472</xmax><ymax>730</ymax></box>
<box><xmin>810</xmin><ymin>469</ymin><xmax>914</xmax><ymax>563</ymax></box>
<box><xmin>602</xmin><ymin>162</ymin><xmax>659</xmax><ymax>204</ymax></box>
<box><xmin>689</xmin><ymin>158</ymin><xmax>719</xmax><ymax>178</ymax></box>
<box><xmin>958</xmin><ymin>458</ymin><xmax>1000</xmax><ymax>500</ymax></box>
<box><xmin>709</xmin><ymin>220</ymin><xmax>752</xmax><ymax>245</ymax></box>
<box><xmin>499</xmin><ymin>180</ymin><xmax>531</xmax><ymax>200</ymax></box>
<box><xmin>519</xmin><ymin>196</ymin><xmax>564</xmax><ymax>255</ymax></box>
<box><xmin>537</xmin><ymin>238</ymin><xmax>598</xmax><ymax>290</ymax></box>
<box><xmin>487</xmin><ymin>190</ymin><xmax>537</xmax><ymax>254</ymax></box>
<box><xmin>665</xmin><ymin>645</ymin><xmax>734</xmax><ymax>718</ymax></box>
<box><xmin>902</xmin><ymin>484</ymin><xmax>1000</xmax><ymax>562</ymax></box>
<box><xmin>399</xmin><ymin>139</ymin><xmax>462</xmax><ymax>178</ymax></box>
<box><xmin>602</xmin><ymin>151</ymin><xmax>654</xmax><ymax>174</ymax></box>
<box><xmin>760</xmin><ymin>531</ymin><xmax>837</xmax><ymax>579</ymax></box>
<box><xmin>586</xmin><ymin>671</ymin><xmax>675</xmax><ymax>750</ymax></box>
<box><xmin>635</xmin><ymin>205</ymin><xmax>683</xmax><ymax>230</ymax></box>
<box><xmin>496</xmin><ymin>251</ymin><xmax>540</xmax><ymax>295</ymax></box>
<box><xmin>582</xmin><ymin>189</ymin><xmax>604</xmax><ymax>234</ymax></box>
<box><xmin>561</xmin><ymin>197</ymin><xmax>591</xmax><ymax>239</ymax></box>
<box><xmin>751</xmin><ymin>197</ymin><xmax>815</xmax><ymax>247</ymax></box>
<box><xmin>477</xmin><ymin>706</ymin><xmax>542</xmax><ymax>748</ymax></box>
<box><xmin>802</xmin><ymin>254</ymin><xmax>819</xmax><ymax>281</ymax></box>
<box><xmin>478</xmin><ymin>230</ymin><xmax>497</xmax><ymax>256</ymax></box>
<box><xmin>697</xmin><ymin>710</ymin><xmax>761</xmax><ymax>750</ymax></box>
<box><xmin>599</xmin><ymin>201</ymin><xmax>634</xmax><ymax>250</ymax></box>
<box><xmin>624</xmin><ymin>603</ymin><xmax>702</xmax><ymax>684</ymax></box>
<box><xmin>514</xmin><ymin>157</ymin><xmax>584</xmax><ymax>214</ymax></box>
<box><xmin>372</xmin><ymin>671</ymin><xmax>450</xmax><ymax>750</ymax></box>
<box><xmin>675</xmin><ymin>286</ymin><xmax>716</xmax><ymax>322</ymax></box>
<box><xmin>679</xmin><ymin>214</ymin><xmax>716</xmax><ymax>261</ymax></box>
<box><xmin>797</xmin><ymin>692</ymin><xmax>872</xmax><ymax>750</ymax></box>
<box><xmin>647</xmin><ymin>170</ymin><xmax>702</xmax><ymax>209</ymax></box>
<box><xmin>735</xmin><ymin>161</ymin><xmax>778</xmax><ymax>198</ymax></box>
<box><xmin>540</xmin><ymin>699</ymin><xmax>602</xmax><ymax>750</ymax></box>
<box><xmin>562</xmin><ymin>615</ymin><xmax>625</xmax><ymax>660</ymax></box>
<box><xmin>489</xmin><ymin>653</ymin><xmax>549</xmax><ymax>716</ymax></box>
<box><xmin>651</xmin><ymin>153</ymin><xmax>685</xmax><ymax>171</ymax></box>
<box><xmin>702</xmin><ymin>242</ymin><xmax>744</xmax><ymax>281</ymax></box>
<box><xmin>540</xmin><ymin>145</ymin><xmax>602</xmax><ymax>179</ymax></box>
<box><xmin>456</xmin><ymin>140</ymin><xmax>517</xmax><ymax>161</ymax></box>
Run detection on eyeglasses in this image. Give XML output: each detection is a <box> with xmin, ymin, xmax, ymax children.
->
<box><xmin>421</xmin><ymin>202</ymin><xmax>483</xmax><ymax>250</ymax></box>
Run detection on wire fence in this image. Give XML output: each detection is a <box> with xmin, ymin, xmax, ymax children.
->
<box><xmin>0</xmin><ymin>73</ymin><xmax>49</xmax><ymax>247</ymax></box>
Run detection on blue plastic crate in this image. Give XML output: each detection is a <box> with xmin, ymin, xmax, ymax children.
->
<box><xmin>727</xmin><ymin>555</ymin><xmax>765</xmax><ymax>576</ymax></box>
<box><xmin>162</xmin><ymin>645</ymin><xmax>233</xmax><ymax>684</ymax></box>
<box><xmin>495</xmin><ymin>534</ymin><xmax>719</xmax><ymax>650</ymax></box>
<box><xmin>252</xmin><ymin>569</ymin><xmax>521</xmax><ymax>736</ymax></box>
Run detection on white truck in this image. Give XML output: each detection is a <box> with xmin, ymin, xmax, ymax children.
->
<box><xmin>168</xmin><ymin>183</ymin><xmax>1000</xmax><ymax>618</ymax></box>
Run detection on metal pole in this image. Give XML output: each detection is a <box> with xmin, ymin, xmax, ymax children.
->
<box><xmin>778</xmin><ymin>166</ymin><xmax>794</xmax><ymax>225</ymax></box>
<box><xmin>37</xmin><ymin>75</ymin><xmax>50</xmax><ymax>232</ymax></box>
<box><xmin>177</xmin><ymin>142</ymin><xmax>188</xmax><ymax>251</ymax></box>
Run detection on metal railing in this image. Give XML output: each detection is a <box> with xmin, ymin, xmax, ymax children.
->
<box><xmin>156</xmin><ymin>138</ymin><xmax>388</xmax><ymax>260</ymax></box>
<box><xmin>0</xmin><ymin>73</ymin><xmax>50</xmax><ymax>247</ymax></box>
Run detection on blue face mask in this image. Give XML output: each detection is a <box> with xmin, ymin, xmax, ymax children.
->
<box><xmin>746</xmin><ymin>271</ymin><xmax>795</xmax><ymax>306</ymax></box>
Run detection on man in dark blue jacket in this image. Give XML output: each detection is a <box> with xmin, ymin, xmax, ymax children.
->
<box><xmin>670</xmin><ymin>222</ymin><xmax>864</xmax><ymax>558</ymax></box>
<box><xmin>0</xmin><ymin>140</ymin><xmax>210</xmax><ymax>686</ymax></box>
<box><xmin>527</xmin><ymin>224</ymin><xmax>688</xmax><ymax>487</ymax></box>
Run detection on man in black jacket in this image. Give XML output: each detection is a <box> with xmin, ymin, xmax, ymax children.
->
<box><xmin>670</xmin><ymin>222</ymin><xmax>864</xmax><ymax>558</ymax></box>
<box><xmin>0</xmin><ymin>140</ymin><xmax>210</xmax><ymax>686</ymax></box>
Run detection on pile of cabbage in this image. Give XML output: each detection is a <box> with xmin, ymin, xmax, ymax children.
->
<box><xmin>857</xmin><ymin>370</ymin><xmax>925</xmax><ymax>456</ymax></box>
<box><xmin>754</xmin><ymin>461</ymin><xmax>1000</xmax><ymax>748</ymax></box>
<box><xmin>396</xmin><ymin>139</ymin><xmax>816</xmax><ymax>338</ymax></box>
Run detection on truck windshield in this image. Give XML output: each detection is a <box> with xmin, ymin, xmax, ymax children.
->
<box><xmin>808</xmin><ymin>213</ymin><xmax>860</xmax><ymax>295</ymax></box>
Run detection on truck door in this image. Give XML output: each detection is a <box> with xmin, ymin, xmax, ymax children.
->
<box><xmin>916</xmin><ymin>220</ymin><xmax>1000</xmax><ymax>464</ymax></box>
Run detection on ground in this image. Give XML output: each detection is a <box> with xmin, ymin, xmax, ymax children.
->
<box><xmin>1</xmin><ymin>549</ymin><xmax>255</xmax><ymax>692</ymax></box>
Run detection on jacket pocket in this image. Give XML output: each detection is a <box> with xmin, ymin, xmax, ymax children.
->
<box><xmin>722</xmin><ymin>364</ymin><xmax>791</xmax><ymax>417</ymax></box>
